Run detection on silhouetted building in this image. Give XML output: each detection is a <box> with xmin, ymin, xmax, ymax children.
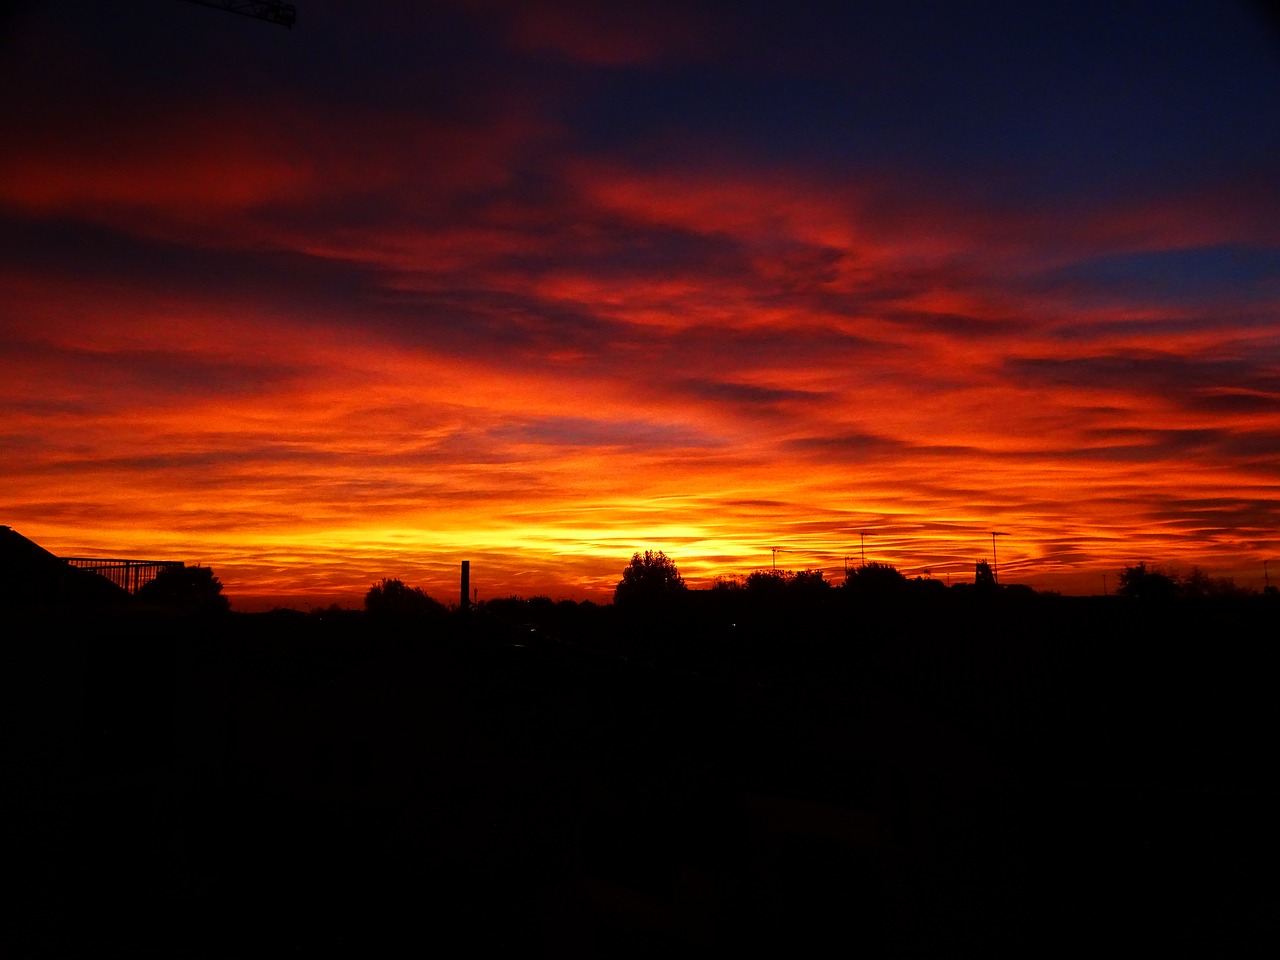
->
<box><xmin>0</xmin><ymin>525</ymin><xmax>129</xmax><ymax>608</ymax></box>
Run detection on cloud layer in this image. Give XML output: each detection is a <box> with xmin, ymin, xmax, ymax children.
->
<box><xmin>2</xmin><ymin>1</ymin><xmax>1278</xmax><ymax>607</ymax></box>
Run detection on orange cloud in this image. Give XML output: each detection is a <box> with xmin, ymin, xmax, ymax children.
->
<box><xmin>3</xmin><ymin>6</ymin><xmax>1277</xmax><ymax>609</ymax></box>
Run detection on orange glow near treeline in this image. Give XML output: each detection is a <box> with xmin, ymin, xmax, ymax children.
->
<box><xmin>2</xmin><ymin>2</ymin><xmax>1278</xmax><ymax>609</ymax></box>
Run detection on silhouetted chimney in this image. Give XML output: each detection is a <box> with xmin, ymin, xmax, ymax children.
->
<box><xmin>460</xmin><ymin>560</ymin><xmax>470</xmax><ymax>612</ymax></box>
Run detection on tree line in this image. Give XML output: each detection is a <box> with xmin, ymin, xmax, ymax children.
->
<box><xmin>118</xmin><ymin>550</ymin><xmax>1275</xmax><ymax>620</ymax></box>
<box><xmin>329</xmin><ymin>552</ymin><xmax>1280</xmax><ymax>618</ymax></box>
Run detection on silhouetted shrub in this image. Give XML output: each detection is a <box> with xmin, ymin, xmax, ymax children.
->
<box><xmin>364</xmin><ymin>578</ymin><xmax>446</xmax><ymax>618</ymax></box>
<box><xmin>135</xmin><ymin>565</ymin><xmax>230</xmax><ymax>616</ymax></box>
<box><xmin>1116</xmin><ymin>563</ymin><xmax>1249</xmax><ymax>601</ymax></box>
<box><xmin>1180</xmin><ymin>566</ymin><xmax>1247</xmax><ymax>599</ymax></box>
<box><xmin>909</xmin><ymin>576</ymin><xmax>948</xmax><ymax>598</ymax></box>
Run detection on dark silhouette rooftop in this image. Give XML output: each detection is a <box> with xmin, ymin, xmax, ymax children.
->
<box><xmin>0</xmin><ymin>525</ymin><xmax>183</xmax><ymax>607</ymax></box>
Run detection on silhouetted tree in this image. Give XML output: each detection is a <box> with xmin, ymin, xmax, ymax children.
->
<box><xmin>974</xmin><ymin>560</ymin><xmax>997</xmax><ymax>590</ymax></box>
<box><xmin>1181</xmin><ymin>566</ymin><xmax>1211</xmax><ymax>597</ymax></box>
<box><xmin>844</xmin><ymin>561</ymin><xmax>907</xmax><ymax>594</ymax></box>
<box><xmin>1180</xmin><ymin>566</ymin><xmax>1247</xmax><ymax>599</ymax></box>
<box><xmin>364</xmin><ymin>578</ymin><xmax>446</xmax><ymax>618</ymax></box>
<box><xmin>791</xmin><ymin>569</ymin><xmax>831</xmax><ymax>594</ymax></box>
<box><xmin>738</xmin><ymin>568</ymin><xmax>832</xmax><ymax>609</ymax></box>
<box><xmin>614</xmin><ymin>550</ymin><xmax>687</xmax><ymax>608</ymax></box>
<box><xmin>1117</xmin><ymin>562</ymin><xmax>1179</xmax><ymax>601</ymax></box>
<box><xmin>744</xmin><ymin>568</ymin><xmax>791</xmax><ymax>598</ymax></box>
<box><xmin>910</xmin><ymin>575</ymin><xmax>949</xmax><ymax>598</ymax></box>
<box><xmin>136</xmin><ymin>565</ymin><xmax>230</xmax><ymax>616</ymax></box>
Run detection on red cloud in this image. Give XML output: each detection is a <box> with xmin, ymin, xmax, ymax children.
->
<box><xmin>3</xmin><ymin>16</ymin><xmax>1277</xmax><ymax>607</ymax></box>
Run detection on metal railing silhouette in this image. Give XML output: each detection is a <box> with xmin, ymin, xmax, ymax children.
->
<box><xmin>62</xmin><ymin>558</ymin><xmax>185</xmax><ymax>595</ymax></box>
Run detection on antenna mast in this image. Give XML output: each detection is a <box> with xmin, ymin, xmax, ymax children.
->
<box><xmin>991</xmin><ymin>531</ymin><xmax>1007</xmax><ymax>584</ymax></box>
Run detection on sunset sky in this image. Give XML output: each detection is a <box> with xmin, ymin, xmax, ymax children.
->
<box><xmin>3</xmin><ymin>1</ymin><xmax>1279</xmax><ymax>609</ymax></box>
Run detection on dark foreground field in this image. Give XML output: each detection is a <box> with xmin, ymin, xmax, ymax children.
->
<box><xmin>6</xmin><ymin>596</ymin><xmax>1279</xmax><ymax>956</ymax></box>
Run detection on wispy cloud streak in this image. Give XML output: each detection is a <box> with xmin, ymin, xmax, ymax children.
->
<box><xmin>2</xmin><ymin>1</ymin><xmax>1278</xmax><ymax>606</ymax></box>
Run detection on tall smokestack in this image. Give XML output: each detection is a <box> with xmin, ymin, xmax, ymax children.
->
<box><xmin>460</xmin><ymin>560</ymin><xmax>470</xmax><ymax>612</ymax></box>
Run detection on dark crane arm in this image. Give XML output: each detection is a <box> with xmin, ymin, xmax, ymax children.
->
<box><xmin>182</xmin><ymin>1</ymin><xmax>296</xmax><ymax>28</ymax></box>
